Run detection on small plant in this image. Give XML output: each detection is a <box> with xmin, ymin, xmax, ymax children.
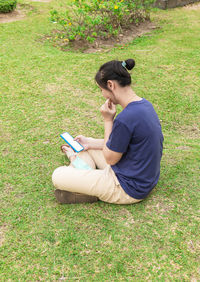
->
<box><xmin>50</xmin><ymin>0</ymin><xmax>155</xmax><ymax>45</ymax></box>
<box><xmin>0</xmin><ymin>0</ymin><xmax>17</xmax><ymax>13</ymax></box>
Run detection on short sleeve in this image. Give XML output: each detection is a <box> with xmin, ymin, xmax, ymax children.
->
<box><xmin>106</xmin><ymin>120</ymin><xmax>132</xmax><ymax>153</ymax></box>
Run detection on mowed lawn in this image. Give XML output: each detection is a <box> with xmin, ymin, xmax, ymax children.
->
<box><xmin>0</xmin><ymin>0</ymin><xmax>200</xmax><ymax>280</ymax></box>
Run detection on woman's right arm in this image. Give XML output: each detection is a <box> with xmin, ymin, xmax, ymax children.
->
<box><xmin>74</xmin><ymin>135</ymin><xmax>104</xmax><ymax>150</ymax></box>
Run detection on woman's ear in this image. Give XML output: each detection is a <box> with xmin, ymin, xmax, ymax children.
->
<box><xmin>107</xmin><ymin>80</ymin><xmax>114</xmax><ymax>91</ymax></box>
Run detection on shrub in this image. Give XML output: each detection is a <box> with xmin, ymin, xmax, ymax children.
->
<box><xmin>50</xmin><ymin>0</ymin><xmax>155</xmax><ymax>44</ymax></box>
<box><xmin>0</xmin><ymin>0</ymin><xmax>17</xmax><ymax>13</ymax></box>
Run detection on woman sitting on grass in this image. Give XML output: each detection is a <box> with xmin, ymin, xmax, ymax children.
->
<box><xmin>52</xmin><ymin>59</ymin><xmax>164</xmax><ymax>204</ymax></box>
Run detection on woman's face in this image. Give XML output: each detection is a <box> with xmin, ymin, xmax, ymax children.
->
<box><xmin>100</xmin><ymin>87</ymin><xmax>111</xmax><ymax>99</ymax></box>
<box><xmin>98</xmin><ymin>83</ymin><xmax>118</xmax><ymax>104</ymax></box>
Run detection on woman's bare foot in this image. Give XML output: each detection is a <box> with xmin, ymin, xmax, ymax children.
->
<box><xmin>61</xmin><ymin>145</ymin><xmax>76</xmax><ymax>162</ymax></box>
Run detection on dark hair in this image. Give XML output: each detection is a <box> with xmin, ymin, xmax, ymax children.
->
<box><xmin>95</xmin><ymin>59</ymin><xmax>135</xmax><ymax>90</ymax></box>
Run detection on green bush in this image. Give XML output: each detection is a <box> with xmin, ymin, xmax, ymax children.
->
<box><xmin>50</xmin><ymin>0</ymin><xmax>155</xmax><ymax>44</ymax></box>
<box><xmin>0</xmin><ymin>0</ymin><xmax>17</xmax><ymax>13</ymax></box>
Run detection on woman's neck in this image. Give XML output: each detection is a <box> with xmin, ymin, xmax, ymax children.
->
<box><xmin>116</xmin><ymin>87</ymin><xmax>142</xmax><ymax>109</ymax></box>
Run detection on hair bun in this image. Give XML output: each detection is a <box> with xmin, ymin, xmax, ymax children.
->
<box><xmin>125</xmin><ymin>59</ymin><xmax>135</xmax><ymax>70</ymax></box>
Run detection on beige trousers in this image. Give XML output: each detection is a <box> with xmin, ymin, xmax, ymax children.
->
<box><xmin>52</xmin><ymin>149</ymin><xmax>142</xmax><ymax>204</ymax></box>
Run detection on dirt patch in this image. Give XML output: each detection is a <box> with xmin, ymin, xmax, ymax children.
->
<box><xmin>2</xmin><ymin>148</ymin><xmax>9</xmax><ymax>156</ymax></box>
<box><xmin>45</xmin><ymin>83</ymin><xmax>61</xmax><ymax>94</ymax></box>
<box><xmin>0</xmin><ymin>3</ymin><xmax>34</xmax><ymax>23</ymax></box>
<box><xmin>48</xmin><ymin>21</ymin><xmax>158</xmax><ymax>53</ymax></box>
<box><xmin>178</xmin><ymin>124</ymin><xmax>200</xmax><ymax>139</ymax></box>
<box><xmin>175</xmin><ymin>146</ymin><xmax>192</xmax><ymax>150</ymax></box>
<box><xmin>117</xmin><ymin>208</ymin><xmax>136</xmax><ymax>227</ymax></box>
<box><xmin>184</xmin><ymin>2</ymin><xmax>200</xmax><ymax>9</ymax></box>
<box><xmin>145</xmin><ymin>199</ymin><xmax>175</xmax><ymax>215</ymax></box>
<box><xmin>84</xmin><ymin>21</ymin><xmax>157</xmax><ymax>53</ymax></box>
<box><xmin>0</xmin><ymin>122</ymin><xmax>11</xmax><ymax>142</ymax></box>
<box><xmin>0</xmin><ymin>225</ymin><xmax>7</xmax><ymax>247</ymax></box>
<box><xmin>0</xmin><ymin>9</ymin><xmax>25</xmax><ymax>23</ymax></box>
<box><xmin>4</xmin><ymin>183</ymin><xmax>14</xmax><ymax>192</ymax></box>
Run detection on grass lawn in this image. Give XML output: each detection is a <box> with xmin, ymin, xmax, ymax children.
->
<box><xmin>0</xmin><ymin>0</ymin><xmax>200</xmax><ymax>280</ymax></box>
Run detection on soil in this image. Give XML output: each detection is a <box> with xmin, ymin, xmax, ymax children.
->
<box><xmin>54</xmin><ymin>21</ymin><xmax>158</xmax><ymax>53</ymax></box>
<box><xmin>83</xmin><ymin>21</ymin><xmax>158</xmax><ymax>53</ymax></box>
<box><xmin>0</xmin><ymin>9</ymin><xmax>25</xmax><ymax>23</ymax></box>
<box><xmin>183</xmin><ymin>2</ymin><xmax>200</xmax><ymax>9</ymax></box>
<box><xmin>0</xmin><ymin>1</ymin><xmax>50</xmax><ymax>23</ymax></box>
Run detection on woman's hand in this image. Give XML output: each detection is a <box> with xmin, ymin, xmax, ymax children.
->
<box><xmin>100</xmin><ymin>99</ymin><xmax>116</xmax><ymax>121</ymax></box>
<box><xmin>75</xmin><ymin>136</ymin><xmax>104</xmax><ymax>150</ymax></box>
<box><xmin>74</xmin><ymin>135</ymin><xmax>90</xmax><ymax>150</ymax></box>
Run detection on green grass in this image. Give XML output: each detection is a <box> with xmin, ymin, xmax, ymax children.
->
<box><xmin>0</xmin><ymin>1</ymin><xmax>200</xmax><ymax>280</ymax></box>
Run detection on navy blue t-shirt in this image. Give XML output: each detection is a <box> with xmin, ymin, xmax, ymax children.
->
<box><xmin>106</xmin><ymin>98</ymin><xmax>164</xmax><ymax>199</ymax></box>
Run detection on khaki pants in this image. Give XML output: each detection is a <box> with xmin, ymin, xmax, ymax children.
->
<box><xmin>52</xmin><ymin>150</ymin><xmax>142</xmax><ymax>204</ymax></box>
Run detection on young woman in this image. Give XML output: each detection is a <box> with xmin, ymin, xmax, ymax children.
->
<box><xmin>52</xmin><ymin>59</ymin><xmax>164</xmax><ymax>204</ymax></box>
